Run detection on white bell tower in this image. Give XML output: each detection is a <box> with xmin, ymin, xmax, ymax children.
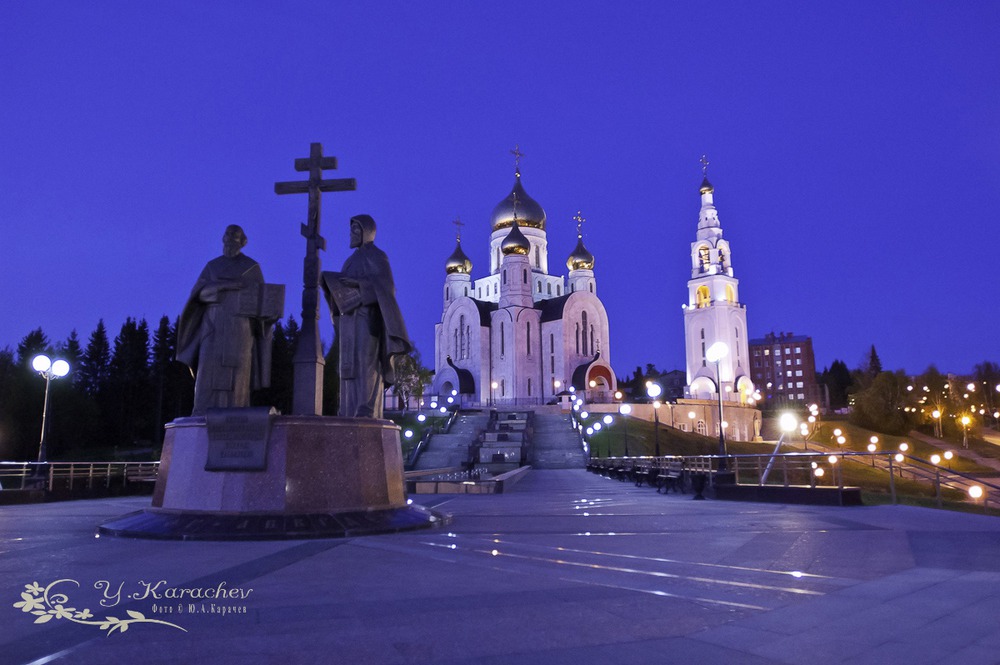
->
<box><xmin>683</xmin><ymin>156</ymin><xmax>754</xmax><ymax>404</ymax></box>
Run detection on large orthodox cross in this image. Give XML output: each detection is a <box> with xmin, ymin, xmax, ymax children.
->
<box><xmin>452</xmin><ymin>216</ymin><xmax>464</xmax><ymax>241</ymax></box>
<box><xmin>700</xmin><ymin>154</ymin><xmax>710</xmax><ymax>177</ymax></box>
<box><xmin>274</xmin><ymin>142</ymin><xmax>356</xmax><ymax>415</ymax></box>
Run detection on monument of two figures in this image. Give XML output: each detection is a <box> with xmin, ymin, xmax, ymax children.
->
<box><xmin>98</xmin><ymin>144</ymin><xmax>442</xmax><ymax>540</ymax></box>
<box><xmin>177</xmin><ymin>218</ymin><xmax>411</xmax><ymax>420</ymax></box>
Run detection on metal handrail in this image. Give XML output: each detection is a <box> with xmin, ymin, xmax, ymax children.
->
<box><xmin>0</xmin><ymin>461</ymin><xmax>160</xmax><ymax>492</ymax></box>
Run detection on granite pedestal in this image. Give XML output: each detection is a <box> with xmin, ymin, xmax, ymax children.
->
<box><xmin>98</xmin><ymin>415</ymin><xmax>447</xmax><ymax>540</ymax></box>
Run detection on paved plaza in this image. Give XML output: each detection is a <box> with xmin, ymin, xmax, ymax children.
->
<box><xmin>3</xmin><ymin>470</ymin><xmax>1000</xmax><ymax>664</ymax></box>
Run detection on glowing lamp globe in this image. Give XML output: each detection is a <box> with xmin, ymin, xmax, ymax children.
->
<box><xmin>32</xmin><ymin>355</ymin><xmax>52</xmax><ymax>373</ymax></box>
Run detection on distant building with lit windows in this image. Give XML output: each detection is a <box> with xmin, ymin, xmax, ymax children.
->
<box><xmin>749</xmin><ymin>332</ymin><xmax>825</xmax><ymax>408</ymax></box>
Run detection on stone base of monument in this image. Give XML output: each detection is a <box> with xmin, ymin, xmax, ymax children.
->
<box><xmin>98</xmin><ymin>414</ymin><xmax>449</xmax><ymax>540</ymax></box>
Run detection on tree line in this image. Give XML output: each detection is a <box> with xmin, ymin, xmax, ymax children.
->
<box><xmin>0</xmin><ymin>316</ymin><xmax>429</xmax><ymax>461</ymax></box>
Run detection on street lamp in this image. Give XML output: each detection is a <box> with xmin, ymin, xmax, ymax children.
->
<box><xmin>961</xmin><ymin>415</ymin><xmax>971</xmax><ymax>449</ymax></box>
<box><xmin>31</xmin><ymin>354</ymin><xmax>70</xmax><ymax>463</ymax></box>
<box><xmin>931</xmin><ymin>409</ymin><xmax>942</xmax><ymax>438</ymax></box>
<box><xmin>647</xmin><ymin>382</ymin><xmax>663</xmax><ymax>457</ymax></box>
<box><xmin>491</xmin><ymin>381</ymin><xmax>498</xmax><ymax>407</ymax></box>
<box><xmin>705</xmin><ymin>341</ymin><xmax>729</xmax><ymax>470</ymax></box>
<box><xmin>619</xmin><ymin>403</ymin><xmax>632</xmax><ymax>457</ymax></box>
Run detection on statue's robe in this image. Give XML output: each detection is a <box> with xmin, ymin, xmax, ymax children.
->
<box><xmin>176</xmin><ymin>253</ymin><xmax>271</xmax><ymax>415</ymax></box>
<box><xmin>323</xmin><ymin>242</ymin><xmax>411</xmax><ymax>419</ymax></box>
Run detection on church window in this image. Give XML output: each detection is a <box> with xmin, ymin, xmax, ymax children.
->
<box><xmin>557</xmin><ymin>285</ymin><xmax>561</xmax><ymax>295</ymax></box>
<box><xmin>459</xmin><ymin>315</ymin><xmax>466</xmax><ymax>359</ymax></box>
<box><xmin>464</xmin><ymin>287</ymin><xmax>468</xmax><ymax>296</ymax></box>
<box><xmin>500</xmin><ymin>323</ymin><xmax>505</xmax><ymax>356</ymax></box>
<box><xmin>454</xmin><ymin>329</ymin><xmax>458</xmax><ymax>356</ymax></box>
<box><xmin>503</xmin><ymin>270</ymin><xmax>507</xmax><ymax>285</ymax></box>
<box><xmin>581</xmin><ymin>312</ymin><xmax>589</xmax><ymax>355</ymax></box>
<box><xmin>589</xmin><ymin>283</ymin><xmax>593</xmax><ymax>293</ymax></box>
<box><xmin>501</xmin><ymin>379</ymin><xmax>505</xmax><ymax>396</ymax></box>
<box><xmin>526</xmin><ymin>321</ymin><xmax>531</xmax><ymax>355</ymax></box>
<box><xmin>551</xmin><ymin>355</ymin><xmax>555</xmax><ymax>374</ymax></box>
<box><xmin>547</xmin><ymin>283</ymin><xmax>552</xmax><ymax>295</ymax></box>
<box><xmin>537</xmin><ymin>281</ymin><xmax>542</xmax><ymax>293</ymax></box>
<box><xmin>496</xmin><ymin>248</ymin><xmax>501</xmax><ymax>269</ymax></box>
<box><xmin>696</xmin><ymin>286</ymin><xmax>711</xmax><ymax>308</ymax></box>
<box><xmin>575</xmin><ymin>324</ymin><xmax>580</xmax><ymax>354</ymax></box>
<box><xmin>523</xmin><ymin>268</ymin><xmax>527</xmax><ymax>283</ymax></box>
<box><xmin>590</xmin><ymin>326</ymin><xmax>594</xmax><ymax>355</ymax></box>
<box><xmin>478</xmin><ymin>287</ymin><xmax>481</xmax><ymax>298</ymax></box>
<box><xmin>494</xmin><ymin>283</ymin><xmax>498</xmax><ymax>295</ymax></box>
<box><xmin>701</xmin><ymin>342</ymin><xmax>706</xmax><ymax>367</ymax></box>
<box><xmin>725</xmin><ymin>285</ymin><xmax>735</xmax><ymax>303</ymax></box>
<box><xmin>534</xmin><ymin>246</ymin><xmax>540</xmax><ymax>268</ymax></box>
<box><xmin>528</xmin><ymin>378</ymin><xmax>532</xmax><ymax>396</ymax></box>
<box><xmin>698</xmin><ymin>246</ymin><xmax>710</xmax><ymax>271</ymax></box>
<box><xmin>700</xmin><ymin>329</ymin><xmax>705</xmax><ymax>339</ymax></box>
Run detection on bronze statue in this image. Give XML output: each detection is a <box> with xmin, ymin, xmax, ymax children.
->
<box><xmin>322</xmin><ymin>215</ymin><xmax>412</xmax><ymax>418</ymax></box>
<box><xmin>177</xmin><ymin>225</ymin><xmax>279</xmax><ymax>415</ymax></box>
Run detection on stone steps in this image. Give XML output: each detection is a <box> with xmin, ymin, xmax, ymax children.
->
<box><xmin>530</xmin><ymin>412</ymin><xmax>586</xmax><ymax>469</ymax></box>
<box><xmin>413</xmin><ymin>413</ymin><xmax>490</xmax><ymax>470</ymax></box>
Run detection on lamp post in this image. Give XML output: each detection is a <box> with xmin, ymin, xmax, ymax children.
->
<box><xmin>646</xmin><ymin>382</ymin><xmax>663</xmax><ymax>457</ymax></box>
<box><xmin>31</xmin><ymin>354</ymin><xmax>70</xmax><ymax>464</ymax></box>
<box><xmin>491</xmin><ymin>381</ymin><xmax>498</xmax><ymax>407</ymax></box>
<box><xmin>931</xmin><ymin>409</ymin><xmax>943</xmax><ymax>438</ymax></box>
<box><xmin>961</xmin><ymin>415</ymin><xmax>971</xmax><ymax>449</ymax></box>
<box><xmin>705</xmin><ymin>341</ymin><xmax>729</xmax><ymax>471</ymax></box>
<box><xmin>619</xmin><ymin>403</ymin><xmax>632</xmax><ymax>457</ymax></box>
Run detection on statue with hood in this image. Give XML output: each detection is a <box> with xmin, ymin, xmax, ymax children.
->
<box><xmin>322</xmin><ymin>214</ymin><xmax>412</xmax><ymax>419</ymax></box>
<box><xmin>176</xmin><ymin>224</ymin><xmax>280</xmax><ymax>415</ymax></box>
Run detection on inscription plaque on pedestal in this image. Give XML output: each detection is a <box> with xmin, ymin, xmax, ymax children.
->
<box><xmin>205</xmin><ymin>407</ymin><xmax>274</xmax><ymax>471</ymax></box>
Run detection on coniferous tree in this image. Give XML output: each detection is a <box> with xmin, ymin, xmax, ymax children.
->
<box><xmin>109</xmin><ymin>317</ymin><xmax>152</xmax><ymax>447</ymax></box>
<box><xmin>820</xmin><ymin>359</ymin><xmax>853</xmax><ymax>409</ymax></box>
<box><xmin>16</xmin><ymin>328</ymin><xmax>51</xmax><ymax>366</ymax></box>
<box><xmin>79</xmin><ymin>320</ymin><xmax>112</xmax><ymax>398</ymax></box>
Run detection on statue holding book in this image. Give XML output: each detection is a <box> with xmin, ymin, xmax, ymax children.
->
<box><xmin>177</xmin><ymin>224</ymin><xmax>284</xmax><ymax>415</ymax></box>
<box><xmin>322</xmin><ymin>214</ymin><xmax>412</xmax><ymax>419</ymax></box>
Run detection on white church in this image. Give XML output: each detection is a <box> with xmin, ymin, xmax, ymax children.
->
<box><xmin>432</xmin><ymin>157</ymin><xmax>617</xmax><ymax>406</ymax></box>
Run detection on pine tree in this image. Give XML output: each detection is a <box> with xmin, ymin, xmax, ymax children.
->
<box><xmin>80</xmin><ymin>320</ymin><xmax>112</xmax><ymax>398</ymax></box>
<box><xmin>16</xmin><ymin>328</ymin><xmax>50</xmax><ymax>366</ymax></box>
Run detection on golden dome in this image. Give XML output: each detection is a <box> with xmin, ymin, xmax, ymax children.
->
<box><xmin>445</xmin><ymin>239</ymin><xmax>472</xmax><ymax>274</ymax></box>
<box><xmin>699</xmin><ymin>176</ymin><xmax>714</xmax><ymax>195</ymax></box>
<box><xmin>501</xmin><ymin>221</ymin><xmax>531</xmax><ymax>256</ymax></box>
<box><xmin>490</xmin><ymin>173</ymin><xmax>546</xmax><ymax>232</ymax></box>
<box><xmin>566</xmin><ymin>235</ymin><xmax>594</xmax><ymax>271</ymax></box>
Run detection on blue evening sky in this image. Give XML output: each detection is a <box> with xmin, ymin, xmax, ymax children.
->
<box><xmin>1</xmin><ymin>1</ymin><xmax>998</xmax><ymax>378</ymax></box>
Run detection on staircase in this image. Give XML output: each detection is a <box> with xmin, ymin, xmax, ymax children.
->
<box><xmin>530</xmin><ymin>412</ymin><xmax>587</xmax><ymax>469</ymax></box>
<box><xmin>414</xmin><ymin>411</ymin><xmax>491</xmax><ymax>470</ymax></box>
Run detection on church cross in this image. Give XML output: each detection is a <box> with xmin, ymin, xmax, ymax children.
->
<box><xmin>573</xmin><ymin>210</ymin><xmax>586</xmax><ymax>237</ymax></box>
<box><xmin>273</xmin><ymin>142</ymin><xmax>356</xmax><ymax>415</ymax></box>
<box><xmin>452</xmin><ymin>216</ymin><xmax>464</xmax><ymax>241</ymax></box>
<box><xmin>510</xmin><ymin>144</ymin><xmax>524</xmax><ymax>174</ymax></box>
<box><xmin>700</xmin><ymin>154</ymin><xmax>710</xmax><ymax>177</ymax></box>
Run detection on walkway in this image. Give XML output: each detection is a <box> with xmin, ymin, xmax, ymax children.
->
<box><xmin>3</xmin><ymin>470</ymin><xmax>1000</xmax><ymax>664</ymax></box>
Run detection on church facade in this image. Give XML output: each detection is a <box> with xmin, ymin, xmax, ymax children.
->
<box><xmin>432</xmin><ymin>163</ymin><xmax>616</xmax><ymax>406</ymax></box>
